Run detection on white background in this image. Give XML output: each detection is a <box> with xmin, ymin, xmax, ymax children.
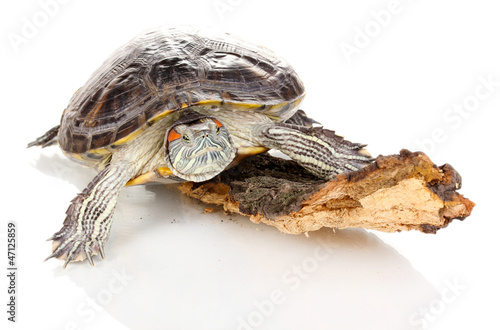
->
<box><xmin>1</xmin><ymin>0</ymin><xmax>499</xmax><ymax>329</ymax></box>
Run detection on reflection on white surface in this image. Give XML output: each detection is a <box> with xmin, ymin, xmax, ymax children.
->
<box><xmin>32</xmin><ymin>152</ymin><xmax>439</xmax><ymax>330</ymax></box>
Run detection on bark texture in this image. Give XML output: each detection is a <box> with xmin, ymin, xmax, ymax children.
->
<box><xmin>178</xmin><ymin>150</ymin><xmax>475</xmax><ymax>234</ymax></box>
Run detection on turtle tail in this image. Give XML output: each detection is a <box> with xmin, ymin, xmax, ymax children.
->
<box><xmin>27</xmin><ymin>125</ymin><xmax>60</xmax><ymax>148</ymax></box>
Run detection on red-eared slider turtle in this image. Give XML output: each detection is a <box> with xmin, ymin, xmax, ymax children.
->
<box><xmin>29</xmin><ymin>26</ymin><xmax>372</xmax><ymax>267</ymax></box>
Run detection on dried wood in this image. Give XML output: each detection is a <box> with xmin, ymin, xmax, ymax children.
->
<box><xmin>178</xmin><ymin>150</ymin><xmax>475</xmax><ymax>234</ymax></box>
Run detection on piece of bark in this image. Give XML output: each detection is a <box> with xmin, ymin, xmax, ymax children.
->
<box><xmin>178</xmin><ymin>150</ymin><xmax>475</xmax><ymax>234</ymax></box>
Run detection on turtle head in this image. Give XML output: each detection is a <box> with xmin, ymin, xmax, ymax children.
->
<box><xmin>165</xmin><ymin>116</ymin><xmax>236</xmax><ymax>182</ymax></box>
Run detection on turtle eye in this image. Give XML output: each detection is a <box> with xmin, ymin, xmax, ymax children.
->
<box><xmin>216</xmin><ymin>126</ymin><xmax>220</xmax><ymax>135</ymax></box>
<box><xmin>182</xmin><ymin>134</ymin><xmax>191</xmax><ymax>143</ymax></box>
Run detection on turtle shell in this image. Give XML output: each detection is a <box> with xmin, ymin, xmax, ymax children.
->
<box><xmin>58</xmin><ymin>26</ymin><xmax>305</xmax><ymax>161</ymax></box>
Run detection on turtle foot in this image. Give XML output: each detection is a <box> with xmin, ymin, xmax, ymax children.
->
<box><xmin>45</xmin><ymin>230</ymin><xmax>105</xmax><ymax>269</ymax></box>
<box><xmin>44</xmin><ymin>164</ymin><xmax>128</xmax><ymax>269</ymax></box>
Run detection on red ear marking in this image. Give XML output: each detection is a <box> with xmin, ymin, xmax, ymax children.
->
<box><xmin>167</xmin><ymin>129</ymin><xmax>181</xmax><ymax>142</ymax></box>
<box><xmin>213</xmin><ymin>119</ymin><xmax>223</xmax><ymax>127</ymax></box>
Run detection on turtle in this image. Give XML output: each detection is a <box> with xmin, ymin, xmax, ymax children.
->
<box><xmin>29</xmin><ymin>26</ymin><xmax>372</xmax><ymax>268</ymax></box>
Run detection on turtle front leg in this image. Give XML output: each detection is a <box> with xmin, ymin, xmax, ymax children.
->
<box><xmin>46</xmin><ymin>162</ymin><xmax>134</xmax><ymax>268</ymax></box>
<box><xmin>253</xmin><ymin>123</ymin><xmax>373</xmax><ymax>179</ymax></box>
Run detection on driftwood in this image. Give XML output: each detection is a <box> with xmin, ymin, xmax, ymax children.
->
<box><xmin>178</xmin><ymin>149</ymin><xmax>474</xmax><ymax>234</ymax></box>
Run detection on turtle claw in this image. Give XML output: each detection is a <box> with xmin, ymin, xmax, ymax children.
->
<box><xmin>86</xmin><ymin>250</ymin><xmax>95</xmax><ymax>267</ymax></box>
<box><xmin>46</xmin><ymin>232</ymin><xmax>63</xmax><ymax>242</ymax></box>
<box><xmin>44</xmin><ymin>251</ymin><xmax>59</xmax><ymax>262</ymax></box>
<box><xmin>98</xmin><ymin>242</ymin><xmax>106</xmax><ymax>260</ymax></box>
<box><xmin>63</xmin><ymin>254</ymin><xmax>74</xmax><ymax>270</ymax></box>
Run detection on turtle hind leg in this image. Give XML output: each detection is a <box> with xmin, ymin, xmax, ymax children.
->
<box><xmin>27</xmin><ymin>125</ymin><xmax>60</xmax><ymax>148</ymax></box>
<box><xmin>284</xmin><ymin>110</ymin><xmax>321</xmax><ymax>128</ymax></box>
<box><xmin>46</xmin><ymin>161</ymin><xmax>134</xmax><ymax>268</ymax></box>
<box><xmin>254</xmin><ymin>123</ymin><xmax>373</xmax><ymax>180</ymax></box>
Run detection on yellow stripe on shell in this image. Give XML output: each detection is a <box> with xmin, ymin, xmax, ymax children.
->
<box><xmin>110</xmin><ymin>126</ymin><xmax>147</xmax><ymax>148</ymax></box>
<box><xmin>146</xmin><ymin>109</ymin><xmax>176</xmax><ymax>126</ymax></box>
<box><xmin>88</xmin><ymin>147</ymin><xmax>112</xmax><ymax>155</ymax></box>
<box><xmin>69</xmin><ymin>153</ymin><xmax>85</xmax><ymax>162</ymax></box>
<box><xmin>192</xmin><ymin>100</ymin><xmax>223</xmax><ymax>107</ymax></box>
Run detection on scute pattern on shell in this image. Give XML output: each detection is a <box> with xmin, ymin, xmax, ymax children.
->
<box><xmin>59</xmin><ymin>26</ymin><xmax>305</xmax><ymax>154</ymax></box>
